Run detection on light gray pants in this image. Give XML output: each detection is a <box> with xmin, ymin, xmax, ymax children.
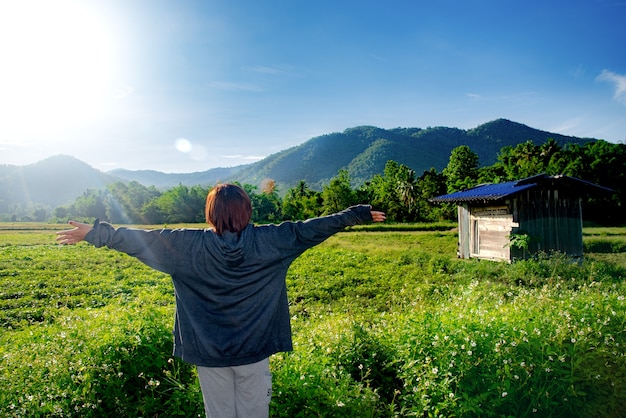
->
<box><xmin>197</xmin><ymin>358</ymin><xmax>272</xmax><ymax>418</ymax></box>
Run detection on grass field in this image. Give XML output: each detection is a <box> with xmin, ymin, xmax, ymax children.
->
<box><xmin>1</xmin><ymin>223</ymin><xmax>625</xmax><ymax>417</ymax></box>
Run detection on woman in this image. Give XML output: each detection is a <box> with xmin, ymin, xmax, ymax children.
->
<box><xmin>57</xmin><ymin>183</ymin><xmax>385</xmax><ymax>417</ymax></box>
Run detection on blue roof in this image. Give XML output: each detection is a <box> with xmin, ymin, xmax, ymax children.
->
<box><xmin>431</xmin><ymin>180</ymin><xmax>535</xmax><ymax>203</ymax></box>
<box><xmin>430</xmin><ymin>174</ymin><xmax>611</xmax><ymax>203</ymax></box>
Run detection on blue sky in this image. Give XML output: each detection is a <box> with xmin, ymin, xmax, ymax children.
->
<box><xmin>1</xmin><ymin>0</ymin><xmax>625</xmax><ymax>173</ymax></box>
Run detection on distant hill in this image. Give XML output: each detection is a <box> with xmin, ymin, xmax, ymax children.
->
<box><xmin>107</xmin><ymin>166</ymin><xmax>243</xmax><ymax>190</ymax></box>
<box><xmin>0</xmin><ymin>119</ymin><xmax>597</xmax><ymax>212</ymax></box>
<box><xmin>225</xmin><ymin>119</ymin><xmax>594</xmax><ymax>190</ymax></box>
<box><xmin>0</xmin><ymin>155</ymin><xmax>115</xmax><ymax>212</ymax></box>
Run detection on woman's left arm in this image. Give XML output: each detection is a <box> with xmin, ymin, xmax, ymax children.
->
<box><xmin>57</xmin><ymin>219</ymin><xmax>179</xmax><ymax>274</ymax></box>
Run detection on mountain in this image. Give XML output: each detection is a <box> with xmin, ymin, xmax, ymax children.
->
<box><xmin>225</xmin><ymin>119</ymin><xmax>594</xmax><ymax>190</ymax></box>
<box><xmin>0</xmin><ymin>119</ymin><xmax>597</xmax><ymax>213</ymax></box>
<box><xmin>0</xmin><ymin>155</ymin><xmax>116</xmax><ymax>212</ymax></box>
<box><xmin>107</xmin><ymin>166</ymin><xmax>243</xmax><ymax>190</ymax></box>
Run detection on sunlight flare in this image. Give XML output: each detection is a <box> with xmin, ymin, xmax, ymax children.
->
<box><xmin>0</xmin><ymin>0</ymin><xmax>116</xmax><ymax>138</ymax></box>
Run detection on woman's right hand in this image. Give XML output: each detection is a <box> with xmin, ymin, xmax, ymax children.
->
<box><xmin>370</xmin><ymin>211</ymin><xmax>386</xmax><ymax>223</ymax></box>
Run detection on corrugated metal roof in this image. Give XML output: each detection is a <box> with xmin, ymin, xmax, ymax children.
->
<box><xmin>430</xmin><ymin>180</ymin><xmax>536</xmax><ymax>203</ymax></box>
<box><xmin>429</xmin><ymin>174</ymin><xmax>612</xmax><ymax>203</ymax></box>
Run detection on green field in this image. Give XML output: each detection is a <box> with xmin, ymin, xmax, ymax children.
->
<box><xmin>1</xmin><ymin>223</ymin><xmax>625</xmax><ymax>417</ymax></box>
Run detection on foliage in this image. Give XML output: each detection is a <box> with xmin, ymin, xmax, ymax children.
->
<box><xmin>442</xmin><ymin>145</ymin><xmax>480</xmax><ymax>193</ymax></box>
<box><xmin>38</xmin><ymin>142</ymin><xmax>625</xmax><ymax>228</ymax></box>
<box><xmin>1</xmin><ymin>226</ymin><xmax>626</xmax><ymax>416</ymax></box>
<box><xmin>106</xmin><ymin>181</ymin><xmax>161</xmax><ymax>223</ymax></box>
<box><xmin>366</xmin><ymin>161</ymin><xmax>421</xmax><ymax>222</ymax></box>
<box><xmin>321</xmin><ymin>170</ymin><xmax>359</xmax><ymax>215</ymax></box>
<box><xmin>4</xmin><ymin>120</ymin><xmax>623</xmax><ymax>224</ymax></box>
<box><xmin>281</xmin><ymin>181</ymin><xmax>323</xmax><ymax>220</ymax></box>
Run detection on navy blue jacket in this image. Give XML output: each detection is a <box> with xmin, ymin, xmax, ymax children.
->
<box><xmin>85</xmin><ymin>205</ymin><xmax>373</xmax><ymax>367</ymax></box>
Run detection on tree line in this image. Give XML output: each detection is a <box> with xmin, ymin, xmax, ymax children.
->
<box><xmin>52</xmin><ymin>139</ymin><xmax>625</xmax><ymax>225</ymax></box>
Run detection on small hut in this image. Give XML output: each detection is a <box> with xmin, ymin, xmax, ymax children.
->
<box><xmin>430</xmin><ymin>174</ymin><xmax>612</xmax><ymax>262</ymax></box>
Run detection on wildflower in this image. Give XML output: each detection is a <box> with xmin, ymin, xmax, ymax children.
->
<box><xmin>502</xmin><ymin>392</ymin><xmax>508</xmax><ymax>397</ymax></box>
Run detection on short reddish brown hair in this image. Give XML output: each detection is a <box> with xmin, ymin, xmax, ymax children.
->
<box><xmin>205</xmin><ymin>184</ymin><xmax>252</xmax><ymax>235</ymax></box>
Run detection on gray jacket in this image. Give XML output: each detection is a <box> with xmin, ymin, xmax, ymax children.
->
<box><xmin>85</xmin><ymin>205</ymin><xmax>373</xmax><ymax>367</ymax></box>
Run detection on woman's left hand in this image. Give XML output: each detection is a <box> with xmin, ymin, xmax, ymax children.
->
<box><xmin>56</xmin><ymin>221</ymin><xmax>93</xmax><ymax>245</ymax></box>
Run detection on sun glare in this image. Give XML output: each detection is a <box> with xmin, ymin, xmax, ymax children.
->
<box><xmin>0</xmin><ymin>0</ymin><xmax>116</xmax><ymax>139</ymax></box>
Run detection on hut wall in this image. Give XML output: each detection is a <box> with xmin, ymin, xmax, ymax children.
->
<box><xmin>457</xmin><ymin>204</ymin><xmax>470</xmax><ymax>259</ymax></box>
<box><xmin>511</xmin><ymin>187</ymin><xmax>583</xmax><ymax>259</ymax></box>
<box><xmin>469</xmin><ymin>206</ymin><xmax>513</xmax><ymax>261</ymax></box>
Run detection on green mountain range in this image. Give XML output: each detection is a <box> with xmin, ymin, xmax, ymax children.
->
<box><xmin>225</xmin><ymin>119</ymin><xmax>592</xmax><ymax>190</ymax></box>
<box><xmin>0</xmin><ymin>119</ymin><xmax>595</xmax><ymax>211</ymax></box>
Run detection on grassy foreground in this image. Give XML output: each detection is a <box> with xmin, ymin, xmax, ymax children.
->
<box><xmin>1</xmin><ymin>224</ymin><xmax>625</xmax><ymax>417</ymax></box>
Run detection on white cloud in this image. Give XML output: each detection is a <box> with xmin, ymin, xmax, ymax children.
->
<box><xmin>597</xmin><ymin>69</ymin><xmax>626</xmax><ymax>104</ymax></box>
<box><xmin>208</xmin><ymin>81</ymin><xmax>264</xmax><ymax>92</ymax></box>
<box><xmin>247</xmin><ymin>65</ymin><xmax>285</xmax><ymax>75</ymax></box>
<box><xmin>222</xmin><ymin>154</ymin><xmax>265</xmax><ymax>161</ymax></box>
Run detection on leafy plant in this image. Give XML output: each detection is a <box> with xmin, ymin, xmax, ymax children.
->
<box><xmin>2</xmin><ymin>226</ymin><xmax>626</xmax><ymax>416</ymax></box>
